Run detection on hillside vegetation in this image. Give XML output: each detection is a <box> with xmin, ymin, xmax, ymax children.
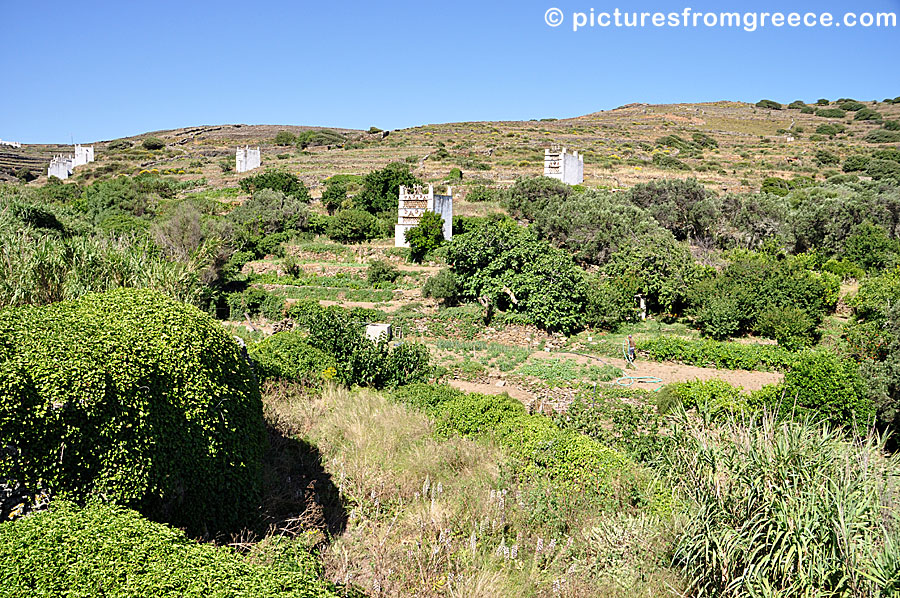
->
<box><xmin>2</xmin><ymin>96</ymin><xmax>900</xmax><ymax>597</ymax></box>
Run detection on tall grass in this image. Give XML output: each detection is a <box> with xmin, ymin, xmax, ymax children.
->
<box><xmin>668</xmin><ymin>411</ymin><xmax>900</xmax><ymax>597</ymax></box>
<box><xmin>0</xmin><ymin>219</ymin><xmax>216</xmax><ymax>309</ymax></box>
<box><xmin>263</xmin><ymin>383</ymin><xmax>682</xmax><ymax>597</ymax></box>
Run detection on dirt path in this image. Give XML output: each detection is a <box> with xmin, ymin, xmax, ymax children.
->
<box><xmin>529</xmin><ymin>350</ymin><xmax>782</xmax><ymax>391</ymax></box>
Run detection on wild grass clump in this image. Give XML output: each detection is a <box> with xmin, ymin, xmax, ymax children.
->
<box><xmin>668</xmin><ymin>413</ymin><xmax>900</xmax><ymax>597</ymax></box>
<box><xmin>264</xmin><ymin>383</ymin><xmax>681</xmax><ymax>597</ymax></box>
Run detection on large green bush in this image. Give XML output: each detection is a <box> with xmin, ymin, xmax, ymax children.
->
<box><xmin>250</xmin><ymin>333</ymin><xmax>336</xmax><ymax>386</ymax></box>
<box><xmin>239</xmin><ymin>170</ymin><xmax>310</xmax><ymax>201</ymax></box>
<box><xmin>354</xmin><ymin>163</ymin><xmax>422</xmax><ymax>214</ymax></box>
<box><xmin>779</xmin><ymin>349</ymin><xmax>872</xmax><ymax>428</ymax></box>
<box><xmin>326</xmin><ymin>209</ymin><xmax>380</xmax><ymax>244</ymax></box>
<box><xmin>0</xmin><ymin>288</ymin><xmax>266</xmax><ymax>534</ymax></box>
<box><xmin>445</xmin><ymin>219</ymin><xmax>588</xmax><ymax>333</ymax></box>
<box><xmin>288</xmin><ymin>304</ymin><xmax>431</xmax><ymax>388</ymax></box>
<box><xmin>0</xmin><ymin>501</ymin><xmax>342</xmax><ymax>598</ymax></box>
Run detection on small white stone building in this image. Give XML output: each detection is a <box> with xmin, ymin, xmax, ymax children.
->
<box><xmin>47</xmin><ymin>155</ymin><xmax>75</xmax><ymax>180</ymax></box>
<box><xmin>0</xmin><ymin>139</ymin><xmax>21</xmax><ymax>148</ymax></box>
<box><xmin>73</xmin><ymin>144</ymin><xmax>94</xmax><ymax>167</ymax></box>
<box><xmin>236</xmin><ymin>146</ymin><xmax>261</xmax><ymax>173</ymax></box>
<box><xmin>544</xmin><ymin>145</ymin><xmax>584</xmax><ymax>185</ymax></box>
<box><xmin>394</xmin><ymin>184</ymin><xmax>453</xmax><ymax>248</ymax></box>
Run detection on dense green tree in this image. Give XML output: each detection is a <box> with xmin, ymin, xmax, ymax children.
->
<box><xmin>355</xmin><ymin>163</ymin><xmax>422</xmax><ymax>214</ymax></box>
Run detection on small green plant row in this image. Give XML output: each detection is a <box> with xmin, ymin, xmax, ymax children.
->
<box><xmin>638</xmin><ymin>336</ymin><xmax>796</xmax><ymax>371</ymax></box>
<box><xmin>391</xmin><ymin>384</ymin><xmax>669</xmax><ymax>512</ymax></box>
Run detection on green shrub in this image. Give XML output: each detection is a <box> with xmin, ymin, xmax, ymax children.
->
<box><xmin>855</xmin><ymin>108</ymin><xmax>883</xmax><ymax>122</ymax></box>
<box><xmin>422</xmin><ymin>269</ymin><xmax>459</xmax><ymax>305</ymax></box>
<box><xmin>326</xmin><ymin>209</ymin><xmax>380</xmax><ymax>243</ymax></box>
<box><xmin>755</xmin><ymin>304</ymin><xmax>816</xmax><ymax>349</ymax></box>
<box><xmin>446</xmin><ymin>220</ymin><xmax>588</xmax><ymax>333</ymax></box>
<box><xmin>843</xmin><ymin>154</ymin><xmax>871</xmax><ymax>172</ymax></box>
<box><xmin>227</xmin><ymin>287</ymin><xmax>285</xmax><ymax>320</ymax></box>
<box><xmin>652</xmin><ymin>153</ymin><xmax>690</xmax><ymax>170</ymax></box>
<box><xmin>392</xmin><ymin>384</ymin><xmax>652</xmax><ymax>503</ymax></box>
<box><xmin>141</xmin><ymin>137</ymin><xmax>165</xmax><ymax>150</ymax></box>
<box><xmin>447</xmin><ymin>167</ymin><xmax>462</xmax><ymax>181</ymax></box>
<box><xmin>839</xmin><ymin>100</ymin><xmax>866</xmax><ymax>111</ymax></box>
<box><xmin>405</xmin><ymin>210</ymin><xmax>445</xmax><ymax>262</ymax></box>
<box><xmin>320</xmin><ymin>180</ymin><xmax>346</xmax><ymax>215</ymax></box>
<box><xmin>780</xmin><ymin>349</ymin><xmax>872</xmax><ymax>428</ymax></box>
<box><xmin>755</xmin><ymin>99</ymin><xmax>782</xmax><ymax>110</ymax></box>
<box><xmin>0</xmin><ymin>501</ymin><xmax>341</xmax><ymax>598</ymax></box>
<box><xmin>864</xmin><ymin>129</ymin><xmax>900</xmax><ymax>143</ymax></box>
<box><xmin>692</xmin><ymin>295</ymin><xmax>742</xmax><ymax>340</ymax></box>
<box><xmin>466</xmin><ymin>184</ymin><xmax>499</xmax><ymax>202</ymax></box>
<box><xmin>816</xmin><ymin>98</ymin><xmax>830</xmax><ymax>105</ymax></box>
<box><xmin>884</xmin><ymin>120</ymin><xmax>900</xmax><ymax>131</ymax></box>
<box><xmin>249</xmin><ymin>333</ymin><xmax>336</xmax><ymax>385</ymax></box>
<box><xmin>273</xmin><ymin>131</ymin><xmax>297</xmax><ymax>146</ymax></box>
<box><xmin>800</xmin><ymin>106</ymin><xmax>814</xmax><ymax>114</ymax></box>
<box><xmin>367</xmin><ymin>259</ymin><xmax>400</xmax><ymax>287</ymax></box>
<box><xmin>0</xmin><ymin>289</ymin><xmax>265</xmax><ymax>535</ymax></box>
<box><xmin>584</xmin><ymin>274</ymin><xmax>640</xmax><ymax>331</ymax></box>
<box><xmin>664</xmin><ymin>379</ymin><xmax>746</xmax><ymax>416</ymax></box>
<box><xmin>295</xmin><ymin>129</ymin><xmax>346</xmax><ymax>149</ymax></box>
<box><xmin>107</xmin><ymin>139</ymin><xmax>132</xmax><ymax>150</ymax></box>
<box><xmin>289</xmin><ymin>303</ymin><xmax>431</xmax><ymax>388</ymax></box>
<box><xmin>815</xmin><ymin>108</ymin><xmax>847</xmax><ymax>118</ymax></box>
<box><xmin>787</xmin><ymin>100</ymin><xmax>807</xmax><ymax>109</ymax></box>
<box><xmin>239</xmin><ymin>170</ymin><xmax>310</xmax><ymax>201</ymax></box>
<box><xmin>866</xmin><ymin>158</ymin><xmax>900</xmax><ymax>181</ymax></box>
<box><xmin>354</xmin><ymin>163</ymin><xmax>422</xmax><ymax>214</ymax></box>
<box><xmin>816</xmin><ymin>123</ymin><xmax>846</xmax><ymax>136</ymax></box>
<box><xmin>814</xmin><ymin>149</ymin><xmax>840</xmax><ymax>166</ymax></box>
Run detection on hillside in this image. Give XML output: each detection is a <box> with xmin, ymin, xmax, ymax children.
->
<box><xmin>5</xmin><ymin>98</ymin><xmax>900</xmax><ymax>194</ymax></box>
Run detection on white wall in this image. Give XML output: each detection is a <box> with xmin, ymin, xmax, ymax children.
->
<box><xmin>544</xmin><ymin>147</ymin><xmax>584</xmax><ymax>185</ymax></box>
<box><xmin>236</xmin><ymin>146</ymin><xmax>261</xmax><ymax>173</ymax></box>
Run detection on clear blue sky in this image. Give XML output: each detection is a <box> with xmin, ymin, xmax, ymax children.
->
<box><xmin>2</xmin><ymin>0</ymin><xmax>898</xmax><ymax>143</ymax></box>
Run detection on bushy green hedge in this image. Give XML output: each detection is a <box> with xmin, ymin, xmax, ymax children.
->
<box><xmin>639</xmin><ymin>336</ymin><xmax>795</xmax><ymax>371</ymax></box>
<box><xmin>0</xmin><ymin>501</ymin><xmax>342</xmax><ymax>598</ymax></box>
<box><xmin>0</xmin><ymin>288</ymin><xmax>266</xmax><ymax>535</ymax></box>
<box><xmin>250</xmin><ymin>333</ymin><xmax>337</xmax><ymax>386</ymax></box>
<box><xmin>392</xmin><ymin>384</ymin><xmax>661</xmax><ymax>507</ymax></box>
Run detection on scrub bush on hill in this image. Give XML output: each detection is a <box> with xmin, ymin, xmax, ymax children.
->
<box><xmin>239</xmin><ymin>169</ymin><xmax>310</xmax><ymax>201</ymax></box>
<box><xmin>624</xmin><ymin>178</ymin><xmax>719</xmax><ymax>243</ymax></box>
<box><xmin>504</xmin><ymin>176</ymin><xmax>668</xmax><ymax>265</ymax></box>
<box><xmin>0</xmin><ymin>288</ymin><xmax>265</xmax><ymax>535</ymax></box>
<box><xmin>445</xmin><ymin>219</ymin><xmax>588</xmax><ymax>333</ymax></box>
<box><xmin>249</xmin><ymin>333</ymin><xmax>336</xmax><ymax>387</ymax></box>
<box><xmin>0</xmin><ymin>501</ymin><xmax>342</xmax><ymax>598</ymax></box>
